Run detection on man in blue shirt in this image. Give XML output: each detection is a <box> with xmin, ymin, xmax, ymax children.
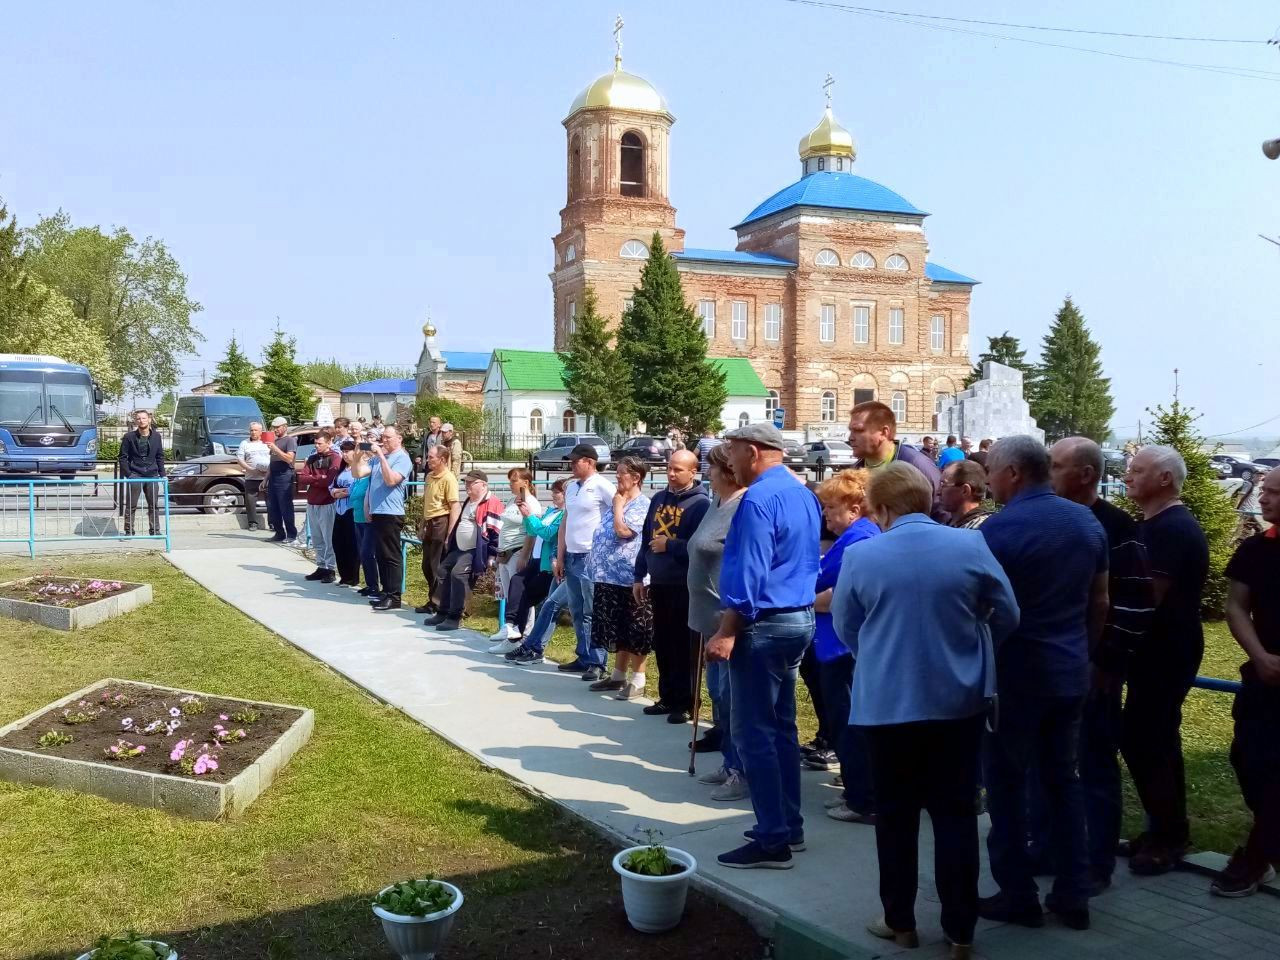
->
<box><xmin>979</xmin><ymin>436</ymin><xmax>1109</xmax><ymax>931</ymax></box>
<box><xmin>936</xmin><ymin>435</ymin><xmax>966</xmax><ymax>470</ymax></box>
<box><xmin>707</xmin><ymin>423</ymin><xmax>822</xmax><ymax>870</ymax></box>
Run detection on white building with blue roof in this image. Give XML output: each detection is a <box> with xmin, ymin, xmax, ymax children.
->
<box><xmin>551</xmin><ymin>38</ymin><xmax>978</xmax><ymax>432</ymax></box>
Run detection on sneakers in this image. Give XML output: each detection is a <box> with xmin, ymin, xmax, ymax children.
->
<box><xmin>717</xmin><ymin>840</ymin><xmax>793</xmax><ymax>870</ymax></box>
<box><xmin>743</xmin><ymin>828</ymin><xmax>805</xmax><ymax>852</ymax></box>
<box><xmin>804</xmin><ymin>749</ymin><xmax>839</xmax><ymax>771</ymax></box>
<box><xmin>698</xmin><ymin>766</ymin><xmax>730</xmax><ymax>785</ymax></box>
<box><xmin>436</xmin><ymin>619</ymin><xmax>461</xmax><ymax>631</ymax></box>
<box><xmin>826</xmin><ymin>803</ymin><xmax>876</xmax><ymax>824</ymax></box>
<box><xmin>557</xmin><ymin>660</ymin><xmax>588</xmax><ymax>673</ymax></box>
<box><xmin>710</xmin><ymin>772</ymin><xmax>749</xmax><ymax>801</ymax></box>
<box><xmin>615</xmin><ymin>681</ymin><xmax>643</xmax><ymax>700</ymax></box>
<box><xmin>823</xmin><ymin>795</ymin><xmax>847</xmax><ymax>809</ymax></box>
<box><xmin>977</xmin><ymin>893</ymin><xmax>1044</xmax><ymax>928</ymax></box>
<box><xmin>319</xmin><ymin>570</ymin><xmax>336</xmax><ymax>584</ymax></box>
<box><xmin>372</xmin><ymin>597</ymin><xmax>402</xmax><ymax>611</ymax></box>
<box><xmin>799</xmin><ymin>737</ymin><xmax>825</xmax><ymax>757</ymax></box>
<box><xmin>304</xmin><ymin>568</ymin><xmax>326</xmax><ymax>581</ymax></box>
<box><xmin>1211</xmin><ymin>847</ymin><xmax>1277</xmax><ymax>898</ymax></box>
<box><xmin>642</xmin><ymin>701</ymin><xmax>672</xmax><ymax>716</ymax></box>
<box><xmin>865</xmin><ymin>917</ymin><xmax>920</xmax><ymax>949</ymax></box>
<box><xmin>488</xmin><ymin>624</ymin><xmax>522</xmax><ymax>642</ymax></box>
<box><xmin>666</xmin><ymin>710</ymin><xmax>692</xmax><ymax>724</ymax></box>
<box><xmin>589</xmin><ymin>677</ymin><xmax>625</xmax><ymax>692</ymax></box>
<box><xmin>423</xmin><ymin>612</ymin><xmax>448</xmax><ymax>626</ymax></box>
<box><xmin>510</xmin><ymin>648</ymin><xmax>544</xmax><ymax>665</ymax></box>
<box><xmin>488</xmin><ymin>638</ymin><xmax>523</xmax><ymax>656</ymax></box>
<box><xmin>581</xmin><ymin>666</ymin><xmax>606</xmax><ymax>682</ymax></box>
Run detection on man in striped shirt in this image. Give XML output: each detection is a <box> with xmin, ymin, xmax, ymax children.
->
<box><xmin>1049</xmin><ymin>436</ymin><xmax>1155</xmax><ymax>892</ymax></box>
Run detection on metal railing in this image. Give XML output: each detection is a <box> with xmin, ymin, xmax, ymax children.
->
<box><xmin>0</xmin><ymin>477</ymin><xmax>171</xmax><ymax>557</ymax></box>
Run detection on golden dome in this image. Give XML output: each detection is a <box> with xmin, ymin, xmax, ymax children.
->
<box><xmin>422</xmin><ymin>321</ymin><xmax>437</xmax><ymax>338</ymax></box>
<box><xmin>568</xmin><ymin>66</ymin><xmax>671</xmax><ymax>120</ymax></box>
<box><xmin>798</xmin><ymin>107</ymin><xmax>855</xmax><ymax>160</ymax></box>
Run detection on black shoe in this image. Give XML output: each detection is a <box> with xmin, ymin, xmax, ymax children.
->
<box><xmin>366</xmin><ymin>595</ymin><xmax>384</xmax><ymax>604</ymax></box>
<box><xmin>414</xmin><ymin>604</ymin><xmax>436</xmax><ymax>614</ymax></box>
<box><xmin>804</xmin><ymin>749</ymin><xmax>840</xmax><ymax>771</ymax></box>
<box><xmin>744</xmin><ymin>828</ymin><xmax>806</xmax><ymax>852</ymax></box>
<box><xmin>305</xmin><ymin>568</ymin><xmax>326</xmax><ymax>581</ymax></box>
<box><xmin>511</xmin><ymin>648</ymin><xmax>544</xmax><ymax>665</ymax></box>
<box><xmin>372</xmin><ymin>597</ymin><xmax>401</xmax><ymax>611</ymax></box>
<box><xmin>643</xmin><ymin>701</ymin><xmax>672</xmax><ymax>716</ymax></box>
<box><xmin>557</xmin><ymin>660</ymin><xmax>587</xmax><ymax>673</ymax></box>
<box><xmin>437</xmin><ymin>619</ymin><xmax>461</xmax><ymax>631</ymax></box>
<box><xmin>717</xmin><ymin>840</ymin><xmax>793</xmax><ymax>870</ymax></box>
<box><xmin>424</xmin><ymin>613</ymin><xmax>448</xmax><ymax>626</ymax></box>
<box><xmin>338</xmin><ymin>580</ymin><xmax>359</xmax><ymax>587</ymax></box>
<box><xmin>691</xmin><ymin>730</ymin><xmax>723</xmax><ymax>753</ymax></box>
<box><xmin>270</xmin><ymin>535</ymin><xmax>287</xmax><ymax>543</ymax></box>
<box><xmin>581</xmin><ymin>666</ymin><xmax>605</xmax><ymax>682</ymax></box>
<box><xmin>358</xmin><ymin>587</ymin><xmax>374</xmax><ymax>596</ymax></box>
<box><xmin>977</xmin><ymin>893</ymin><xmax>1044</xmax><ymax>927</ymax></box>
<box><xmin>799</xmin><ymin>737</ymin><xmax>825</xmax><ymax>757</ymax></box>
<box><xmin>319</xmin><ymin>570</ymin><xmax>336</xmax><ymax>583</ymax></box>
<box><xmin>1044</xmin><ymin>893</ymin><xmax>1090</xmax><ymax>930</ymax></box>
<box><xmin>667</xmin><ymin>710</ymin><xmax>691</xmax><ymax>724</ymax></box>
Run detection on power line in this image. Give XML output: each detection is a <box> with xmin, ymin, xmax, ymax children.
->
<box><xmin>1204</xmin><ymin>411</ymin><xmax>1280</xmax><ymax>438</ymax></box>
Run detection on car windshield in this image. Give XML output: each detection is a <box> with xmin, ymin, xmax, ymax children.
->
<box><xmin>206</xmin><ymin>414</ymin><xmax>258</xmax><ymax>433</ymax></box>
<box><xmin>583</xmin><ymin>435</ymin><xmax>607</xmax><ymax>446</ymax></box>
<box><xmin>826</xmin><ymin>441</ymin><xmax>851</xmax><ymax>451</ymax></box>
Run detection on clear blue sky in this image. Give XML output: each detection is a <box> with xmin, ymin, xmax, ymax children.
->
<box><xmin>3</xmin><ymin>1</ymin><xmax>1278</xmax><ymax>439</ymax></box>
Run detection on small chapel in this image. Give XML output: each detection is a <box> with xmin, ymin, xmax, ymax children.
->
<box><xmin>550</xmin><ymin>24</ymin><xmax>978</xmax><ymax>432</ymax></box>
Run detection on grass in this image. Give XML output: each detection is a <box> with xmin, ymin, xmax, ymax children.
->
<box><xmin>0</xmin><ymin>555</ymin><xmax>760</xmax><ymax>960</ymax></box>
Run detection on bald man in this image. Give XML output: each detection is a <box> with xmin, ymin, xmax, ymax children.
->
<box><xmin>634</xmin><ymin>448</ymin><xmax>712</xmax><ymax>723</ymax></box>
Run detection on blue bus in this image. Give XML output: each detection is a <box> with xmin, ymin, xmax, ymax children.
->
<box><xmin>0</xmin><ymin>354</ymin><xmax>103</xmax><ymax>477</ymax></box>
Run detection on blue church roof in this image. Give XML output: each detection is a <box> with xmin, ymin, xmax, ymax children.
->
<box><xmin>673</xmin><ymin>248</ymin><xmax>797</xmax><ymax>268</ymax></box>
<box><xmin>341</xmin><ymin>378</ymin><xmax>417</xmax><ymax>395</ymax></box>
<box><xmin>736</xmin><ymin>172</ymin><xmax>927</xmax><ymax>229</ymax></box>
<box><xmin>442</xmin><ymin>350</ymin><xmax>491</xmax><ymax>371</ymax></box>
<box><xmin>924</xmin><ymin>262</ymin><xmax>979</xmax><ymax>285</ymax></box>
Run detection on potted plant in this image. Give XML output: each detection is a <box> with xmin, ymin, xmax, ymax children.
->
<box><xmin>371</xmin><ymin>877</ymin><xmax>464</xmax><ymax>960</ymax></box>
<box><xmin>75</xmin><ymin>932</ymin><xmax>177</xmax><ymax>960</ymax></box>
<box><xmin>611</xmin><ymin>835</ymin><xmax>697</xmax><ymax>933</ymax></box>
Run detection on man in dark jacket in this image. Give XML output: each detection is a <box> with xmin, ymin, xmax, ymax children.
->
<box><xmin>847</xmin><ymin>401</ymin><xmax>943</xmax><ymax>518</ymax></box>
<box><xmin>633</xmin><ymin>449</ymin><xmax>710</xmax><ymax>723</ymax></box>
<box><xmin>120</xmin><ymin>409</ymin><xmax>166</xmax><ymax>536</ymax></box>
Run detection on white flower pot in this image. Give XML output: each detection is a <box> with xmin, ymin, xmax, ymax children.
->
<box><xmin>612</xmin><ymin>846</ymin><xmax>696</xmax><ymax>933</ymax></box>
<box><xmin>77</xmin><ymin>943</ymin><xmax>177</xmax><ymax>960</ymax></box>
<box><xmin>372</xmin><ymin>881</ymin><xmax>464</xmax><ymax>960</ymax></box>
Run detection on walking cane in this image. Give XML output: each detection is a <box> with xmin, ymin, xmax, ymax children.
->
<box><xmin>688</xmin><ymin>641</ymin><xmax>706</xmax><ymax>777</ymax></box>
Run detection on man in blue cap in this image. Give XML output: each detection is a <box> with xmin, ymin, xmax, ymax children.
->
<box><xmin>707</xmin><ymin>422</ymin><xmax>822</xmax><ymax>869</ymax></box>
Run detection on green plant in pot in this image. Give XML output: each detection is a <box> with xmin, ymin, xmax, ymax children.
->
<box><xmin>371</xmin><ymin>876</ymin><xmax>464</xmax><ymax>960</ymax></box>
<box><xmin>76</xmin><ymin>931</ymin><xmax>177</xmax><ymax>960</ymax></box>
<box><xmin>612</xmin><ymin>831</ymin><xmax>696</xmax><ymax>933</ymax></box>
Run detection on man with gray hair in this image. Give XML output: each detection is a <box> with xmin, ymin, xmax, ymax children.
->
<box><xmin>1121</xmin><ymin>444</ymin><xmax>1209</xmax><ymax>875</ymax></box>
<box><xmin>977</xmin><ymin>435</ymin><xmax>1109</xmax><ymax>930</ymax></box>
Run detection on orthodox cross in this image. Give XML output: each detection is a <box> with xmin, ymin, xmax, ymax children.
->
<box><xmin>823</xmin><ymin>73</ymin><xmax>834</xmax><ymax>108</ymax></box>
<box><xmin>614</xmin><ymin>15</ymin><xmax>624</xmax><ymax>69</ymax></box>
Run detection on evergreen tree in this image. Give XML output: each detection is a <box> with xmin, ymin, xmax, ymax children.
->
<box><xmin>559</xmin><ymin>286</ymin><xmax>633</xmax><ymax>432</ymax></box>
<box><xmin>616</xmin><ymin>232</ymin><xmax>727</xmax><ymax>435</ymax></box>
<box><xmin>964</xmin><ymin>331</ymin><xmax>1036</xmax><ymax>387</ymax></box>
<box><xmin>1031</xmin><ymin>296</ymin><xmax>1114</xmax><ymax>442</ymax></box>
<box><xmin>215</xmin><ymin>335</ymin><xmax>257</xmax><ymax>396</ymax></box>
<box><xmin>253</xmin><ymin>329</ymin><xmax>315</xmax><ymax>424</ymax></box>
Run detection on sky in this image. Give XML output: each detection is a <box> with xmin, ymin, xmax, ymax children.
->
<box><xmin>3</xmin><ymin>1</ymin><xmax>1278</xmax><ymax>440</ymax></box>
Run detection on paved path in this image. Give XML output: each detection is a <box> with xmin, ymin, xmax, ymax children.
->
<box><xmin>167</xmin><ymin>543</ymin><xmax>1280</xmax><ymax>960</ymax></box>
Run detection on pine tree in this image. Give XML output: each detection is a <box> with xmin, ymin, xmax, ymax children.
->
<box><xmin>215</xmin><ymin>335</ymin><xmax>257</xmax><ymax>396</ymax></box>
<box><xmin>616</xmin><ymin>232</ymin><xmax>727</xmax><ymax>435</ymax></box>
<box><xmin>964</xmin><ymin>331</ymin><xmax>1036</xmax><ymax>387</ymax></box>
<box><xmin>1031</xmin><ymin>296</ymin><xmax>1114</xmax><ymax>442</ymax></box>
<box><xmin>559</xmin><ymin>286</ymin><xmax>633</xmax><ymax>433</ymax></box>
<box><xmin>253</xmin><ymin>329</ymin><xmax>315</xmax><ymax>424</ymax></box>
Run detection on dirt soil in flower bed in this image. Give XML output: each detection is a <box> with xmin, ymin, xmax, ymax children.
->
<box><xmin>0</xmin><ymin>681</ymin><xmax>302</xmax><ymax>782</ymax></box>
<box><xmin>0</xmin><ymin>575</ymin><xmax>141</xmax><ymax>608</ymax></box>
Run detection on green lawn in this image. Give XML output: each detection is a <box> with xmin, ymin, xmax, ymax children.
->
<box><xmin>0</xmin><ymin>556</ymin><xmax>760</xmax><ymax>960</ymax></box>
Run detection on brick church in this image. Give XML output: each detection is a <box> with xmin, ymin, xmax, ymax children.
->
<box><xmin>550</xmin><ymin>42</ymin><xmax>977</xmax><ymax>433</ymax></box>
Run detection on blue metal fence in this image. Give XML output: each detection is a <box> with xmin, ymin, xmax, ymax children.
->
<box><xmin>0</xmin><ymin>477</ymin><xmax>172</xmax><ymax>557</ymax></box>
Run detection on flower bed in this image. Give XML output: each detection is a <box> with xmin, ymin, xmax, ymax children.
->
<box><xmin>0</xmin><ymin>575</ymin><xmax>133</xmax><ymax>608</ymax></box>
<box><xmin>0</xmin><ymin>576</ymin><xmax>151</xmax><ymax>631</ymax></box>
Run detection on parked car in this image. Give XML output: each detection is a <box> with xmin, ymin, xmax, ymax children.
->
<box><xmin>531</xmin><ymin>433</ymin><xmax>612</xmax><ymax>471</ymax></box>
<box><xmin>1255</xmin><ymin>457</ymin><xmax>1279</xmax><ymax>470</ymax></box>
<box><xmin>1100</xmin><ymin>448</ymin><xmax>1127</xmax><ymax>479</ymax></box>
<box><xmin>802</xmin><ymin>439</ymin><xmax>856</xmax><ymax>471</ymax></box>
<box><xmin>610</xmin><ymin>435</ymin><xmax>672</xmax><ymax>467</ymax></box>
<box><xmin>1210</xmin><ymin>454</ymin><xmax>1271</xmax><ymax>482</ymax></box>
<box><xmin>782</xmin><ymin>440</ymin><xmax>808</xmax><ymax>472</ymax></box>
<box><xmin>166</xmin><ymin>426</ymin><xmax>320</xmax><ymax>513</ymax></box>
<box><xmin>171</xmin><ymin>394</ymin><xmax>264</xmax><ymax>461</ymax></box>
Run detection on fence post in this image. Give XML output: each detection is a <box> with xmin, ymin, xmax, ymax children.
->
<box><xmin>26</xmin><ymin>480</ymin><xmax>36</xmax><ymax>559</ymax></box>
<box><xmin>163</xmin><ymin>478</ymin><xmax>172</xmax><ymax>552</ymax></box>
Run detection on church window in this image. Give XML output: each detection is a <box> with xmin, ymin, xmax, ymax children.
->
<box><xmin>738</xmin><ymin>412</ymin><xmax>751</xmax><ymax>428</ymax></box>
<box><xmin>563</xmin><ymin>409</ymin><xmax>577</xmax><ymax>433</ymax></box>
<box><xmin>837</xmin><ymin>157</ymin><xmax>844</xmax><ymax>171</ymax></box>
<box><xmin>698</xmin><ymin>300</ymin><xmax>716</xmax><ymax>339</ymax></box>
<box><xmin>570</xmin><ymin>134</ymin><xmax>584</xmax><ymax>200</ymax></box>
<box><xmin>852</xmin><ymin>305</ymin><xmax>870</xmax><ymax>344</ymax></box>
<box><xmin>620</xmin><ymin>239</ymin><xmax>648</xmax><ymax>259</ymax></box>
<box><xmin>820</xmin><ymin>304</ymin><xmax>836</xmax><ymax>343</ymax></box>
<box><xmin>529</xmin><ymin>408</ymin><xmax>544</xmax><ymax>434</ymax></box>
<box><xmin>818</xmin><ymin>157</ymin><xmax>825</xmax><ymax>171</ymax></box>
<box><xmin>934</xmin><ymin>393</ymin><xmax>952</xmax><ymax>415</ymax></box>
<box><xmin>568</xmin><ymin>300</ymin><xmax>577</xmax><ymax>334</ymax></box>
<box><xmin>891</xmin><ymin>391</ymin><xmax>907</xmax><ymax>422</ymax></box>
<box><xmin>930</xmin><ymin>314</ymin><xmax>945</xmax><ymax>351</ymax></box>
<box><xmin>851</xmin><ymin>251</ymin><xmax>876</xmax><ymax>269</ymax></box>
<box><xmin>814</xmin><ymin>248</ymin><xmax>840</xmax><ymax>268</ymax></box>
<box><xmin>804</xmin><ymin>160</ymin><xmax>810</xmax><ymax>174</ymax></box>
<box><xmin>564</xmin><ymin>243</ymin><xmax>576</xmax><ymax>263</ymax></box>
<box><xmin>731</xmin><ymin>301</ymin><xmax>748</xmax><ymax>340</ymax></box>
<box><xmin>889</xmin><ymin>307</ymin><xmax>904</xmax><ymax>345</ymax></box>
<box><xmin>764</xmin><ymin>304</ymin><xmax>782</xmax><ymax>342</ymax></box>
<box><xmin>885</xmin><ymin>254</ymin><xmax>909</xmax><ymax>271</ymax></box>
<box><xmin>620</xmin><ymin>132</ymin><xmax>645</xmax><ymax>197</ymax></box>
<box><xmin>766</xmin><ymin>390</ymin><xmax>780</xmax><ymax>421</ymax></box>
<box><xmin>623</xmin><ymin>297</ymin><xmax>634</xmax><ymax>313</ymax></box>
<box><xmin>821</xmin><ymin>391</ymin><xmax>837</xmax><ymax>422</ymax></box>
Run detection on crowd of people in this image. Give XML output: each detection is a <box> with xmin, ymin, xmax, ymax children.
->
<box><xmin>208</xmin><ymin>398</ymin><xmax>1277</xmax><ymax>959</ymax></box>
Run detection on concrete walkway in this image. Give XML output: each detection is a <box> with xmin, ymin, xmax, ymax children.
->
<box><xmin>167</xmin><ymin>542</ymin><xmax>1280</xmax><ymax>960</ymax></box>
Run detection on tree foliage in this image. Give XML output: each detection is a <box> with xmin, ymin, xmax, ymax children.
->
<box><xmin>253</xmin><ymin>329</ymin><xmax>315</xmax><ymax>424</ymax></box>
<box><xmin>411</xmin><ymin>394</ymin><xmax>482</xmax><ymax>436</ymax></box>
<box><xmin>215</xmin><ymin>335</ymin><xmax>257</xmax><ymax>397</ymax></box>
<box><xmin>301</xmin><ymin>359</ymin><xmax>413</xmax><ymax>391</ymax></box>
<box><xmin>559</xmin><ymin>286</ymin><xmax>633</xmax><ymax>432</ymax></box>
<box><xmin>23</xmin><ymin>210</ymin><xmax>202</xmax><ymax>397</ymax></box>
<box><xmin>1031</xmin><ymin>297</ymin><xmax>1114</xmax><ymax>442</ymax></box>
<box><xmin>965</xmin><ymin>331</ymin><xmax>1036</xmax><ymax>388</ymax></box>
<box><xmin>616</xmin><ymin>232</ymin><xmax>727</xmax><ymax>435</ymax></box>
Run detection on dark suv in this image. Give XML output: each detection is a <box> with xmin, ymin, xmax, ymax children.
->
<box><xmin>1210</xmin><ymin>454</ymin><xmax>1271</xmax><ymax>482</ymax></box>
<box><xmin>166</xmin><ymin>426</ymin><xmax>321</xmax><ymax>513</ymax></box>
<box><xmin>610</xmin><ymin>435</ymin><xmax>672</xmax><ymax>467</ymax></box>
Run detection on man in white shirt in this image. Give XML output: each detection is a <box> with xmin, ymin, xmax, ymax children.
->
<box><xmin>235</xmin><ymin>421</ymin><xmax>270</xmax><ymax>532</ymax></box>
<box><xmin>555</xmin><ymin>443</ymin><xmax>616</xmax><ymax>674</ymax></box>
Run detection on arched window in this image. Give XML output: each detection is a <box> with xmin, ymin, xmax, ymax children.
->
<box><xmin>569</xmin><ymin>134</ymin><xmax>583</xmax><ymax>200</ymax></box>
<box><xmin>836</xmin><ymin>157</ymin><xmax>844</xmax><ymax>171</ymax></box>
<box><xmin>765</xmin><ymin>390</ymin><xmax>780</xmax><ymax>421</ymax></box>
<box><xmin>885</xmin><ymin>254</ymin><xmax>909</xmax><ymax>271</ymax></box>
<box><xmin>620</xmin><ymin>132</ymin><xmax>645</xmax><ymax>198</ymax></box>
<box><xmin>933</xmin><ymin>393</ymin><xmax>952</xmax><ymax>415</ymax></box>
<box><xmin>567</xmin><ymin>300</ymin><xmax>577</xmax><ymax>334</ymax></box>
<box><xmin>564</xmin><ymin>243</ymin><xmax>576</xmax><ymax>263</ymax></box>
<box><xmin>620</xmin><ymin>239</ymin><xmax>648</xmax><ymax>259</ymax></box>
<box><xmin>562</xmin><ymin>409</ymin><xmax>577</xmax><ymax>433</ymax></box>
<box><xmin>818</xmin><ymin>157</ymin><xmax>825</xmax><ymax>171</ymax></box>
<box><xmin>821</xmin><ymin>391</ymin><xmax>837</xmax><ymax>422</ymax></box>
<box><xmin>890</xmin><ymin>391</ymin><xmax>907</xmax><ymax>422</ymax></box>
<box><xmin>529</xmin><ymin>408</ymin><xmax>543</xmax><ymax>434</ymax></box>
<box><xmin>851</xmin><ymin>251</ymin><xmax>876</xmax><ymax>269</ymax></box>
<box><xmin>814</xmin><ymin>248</ymin><xmax>840</xmax><ymax>267</ymax></box>
<box><xmin>738</xmin><ymin>412</ymin><xmax>750</xmax><ymax>428</ymax></box>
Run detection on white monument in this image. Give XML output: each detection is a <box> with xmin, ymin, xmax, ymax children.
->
<box><xmin>937</xmin><ymin>361</ymin><xmax>1044</xmax><ymax>443</ymax></box>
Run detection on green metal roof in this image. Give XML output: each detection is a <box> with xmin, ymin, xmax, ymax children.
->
<box><xmin>494</xmin><ymin>349</ymin><xmax>767</xmax><ymax>398</ymax></box>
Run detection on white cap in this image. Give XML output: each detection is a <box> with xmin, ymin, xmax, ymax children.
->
<box><xmin>270</xmin><ymin>416</ymin><xmax>287</xmax><ymax>427</ymax></box>
<box><xmin>442</xmin><ymin>422</ymin><xmax>454</xmax><ymax>432</ymax></box>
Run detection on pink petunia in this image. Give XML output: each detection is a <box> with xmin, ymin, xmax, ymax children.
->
<box><xmin>169</xmin><ymin>740</ymin><xmax>188</xmax><ymax>763</ymax></box>
<box><xmin>137</xmin><ymin>745</ymin><xmax>146</xmax><ymax>753</ymax></box>
<box><xmin>219</xmin><ymin>714</ymin><xmax>229</xmax><ymax>721</ymax></box>
<box><xmin>169</xmin><ymin>707</ymin><xmax>181</xmax><ymax>717</ymax></box>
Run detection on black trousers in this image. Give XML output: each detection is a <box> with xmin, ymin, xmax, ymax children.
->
<box><xmin>332</xmin><ymin>509</ymin><xmax>360</xmax><ymax>584</ymax></box>
<box><xmin>1121</xmin><ymin>635</ymin><xmax>1203</xmax><ymax>848</ymax></box>
<box><xmin>436</xmin><ymin>546</ymin><xmax>474</xmax><ymax>619</ymax></box>
<box><xmin>124</xmin><ymin>478</ymin><xmax>160</xmax><ymax>535</ymax></box>
<box><xmin>865</xmin><ymin>714</ymin><xmax>983</xmax><ymax>945</ymax></box>
<box><xmin>370</xmin><ymin>514</ymin><xmax>404</xmax><ymax>600</ymax></box>
<box><xmin>419</xmin><ymin>515</ymin><xmax>449</xmax><ymax>605</ymax></box>
<box><xmin>243</xmin><ymin>478</ymin><xmax>262</xmax><ymax>527</ymax></box>
<box><xmin>507</xmin><ymin>557</ymin><xmax>551</xmax><ymax>627</ymax></box>
<box><xmin>799</xmin><ymin>642</ymin><xmax>830</xmax><ymax>746</ymax></box>
<box><xmin>1231</xmin><ymin>677</ymin><xmax>1280</xmax><ymax>866</ymax></box>
<box><xmin>650</xmin><ymin>583</ymin><xmax>696</xmax><ymax>711</ymax></box>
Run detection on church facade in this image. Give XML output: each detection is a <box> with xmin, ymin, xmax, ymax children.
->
<box><xmin>549</xmin><ymin>51</ymin><xmax>977</xmax><ymax>433</ymax></box>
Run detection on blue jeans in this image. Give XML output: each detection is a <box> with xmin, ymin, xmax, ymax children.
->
<box><xmin>706</xmin><ymin>658</ymin><xmax>741</xmax><ymax>774</ymax></box>
<box><xmin>729</xmin><ymin>608</ymin><xmax>815</xmax><ymax>851</ymax></box>
<box><xmin>985</xmin><ymin>692</ymin><xmax>1089</xmax><ymax>907</ymax></box>
<box><xmin>564</xmin><ymin>552</ymin><xmax>604</xmax><ymax>668</ymax></box>
<box><xmin>267</xmin><ymin>474</ymin><xmax>296</xmax><ymax>540</ymax></box>
<box><xmin>523</xmin><ymin>578</ymin><xmax>568</xmax><ymax>655</ymax></box>
<box><xmin>355</xmin><ymin>521</ymin><xmax>381</xmax><ymax>595</ymax></box>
